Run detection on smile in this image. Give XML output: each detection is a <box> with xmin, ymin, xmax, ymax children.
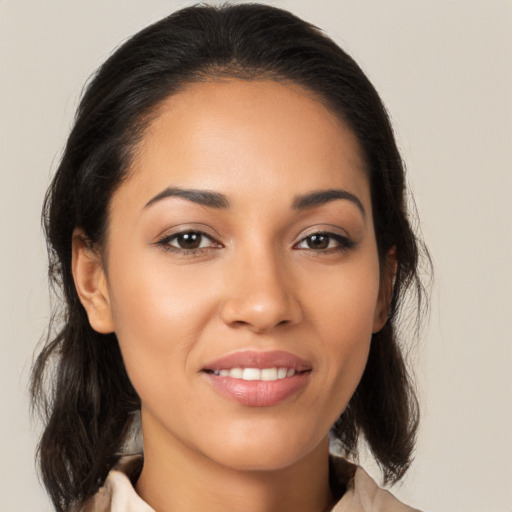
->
<box><xmin>207</xmin><ymin>367</ymin><xmax>298</xmax><ymax>380</ymax></box>
<box><xmin>202</xmin><ymin>350</ymin><xmax>312</xmax><ymax>407</ymax></box>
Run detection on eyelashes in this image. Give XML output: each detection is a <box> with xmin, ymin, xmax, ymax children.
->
<box><xmin>295</xmin><ymin>232</ymin><xmax>355</xmax><ymax>252</ymax></box>
<box><xmin>155</xmin><ymin>229</ymin><xmax>355</xmax><ymax>258</ymax></box>
<box><xmin>155</xmin><ymin>231</ymin><xmax>222</xmax><ymax>256</ymax></box>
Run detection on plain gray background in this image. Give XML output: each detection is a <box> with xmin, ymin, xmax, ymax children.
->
<box><xmin>1</xmin><ymin>1</ymin><xmax>511</xmax><ymax>511</ymax></box>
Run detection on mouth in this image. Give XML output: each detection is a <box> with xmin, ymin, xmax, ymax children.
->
<box><xmin>201</xmin><ymin>350</ymin><xmax>312</xmax><ymax>407</ymax></box>
<box><xmin>203</xmin><ymin>367</ymin><xmax>306</xmax><ymax>381</ymax></box>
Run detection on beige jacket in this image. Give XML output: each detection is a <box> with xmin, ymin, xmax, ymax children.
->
<box><xmin>81</xmin><ymin>455</ymin><xmax>420</xmax><ymax>512</ymax></box>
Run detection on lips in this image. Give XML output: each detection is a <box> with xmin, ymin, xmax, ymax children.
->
<box><xmin>203</xmin><ymin>350</ymin><xmax>312</xmax><ymax>372</ymax></box>
<box><xmin>202</xmin><ymin>350</ymin><xmax>312</xmax><ymax>407</ymax></box>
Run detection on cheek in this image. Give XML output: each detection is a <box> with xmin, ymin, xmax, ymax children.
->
<box><xmin>105</xmin><ymin>253</ymin><xmax>221</xmax><ymax>396</ymax></box>
<box><xmin>302</xmin><ymin>256</ymin><xmax>380</xmax><ymax>412</ymax></box>
<box><xmin>109</xmin><ymin>247</ymin><xmax>219</xmax><ymax>331</ymax></box>
<box><xmin>304</xmin><ymin>254</ymin><xmax>381</xmax><ymax>343</ymax></box>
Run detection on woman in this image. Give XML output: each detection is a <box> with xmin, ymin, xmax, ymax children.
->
<box><xmin>31</xmin><ymin>4</ymin><xmax>428</xmax><ymax>511</ymax></box>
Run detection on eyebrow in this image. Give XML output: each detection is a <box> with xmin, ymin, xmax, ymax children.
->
<box><xmin>144</xmin><ymin>187</ymin><xmax>230</xmax><ymax>209</ymax></box>
<box><xmin>292</xmin><ymin>189</ymin><xmax>365</xmax><ymax>217</ymax></box>
<box><xmin>144</xmin><ymin>186</ymin><xmax>365</xmax><ymax>216</ymax></box>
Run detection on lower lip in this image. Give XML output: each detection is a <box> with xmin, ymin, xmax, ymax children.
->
<box><xmin>203</xmin><ymin>372</ymin><xmax>310</xmax><ymax>407</ymax></box>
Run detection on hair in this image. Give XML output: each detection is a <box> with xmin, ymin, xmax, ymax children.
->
<box><xmin>31</xmin><ymin>3</ymin><xmax>430</xmax><ymax>511</ymax></box>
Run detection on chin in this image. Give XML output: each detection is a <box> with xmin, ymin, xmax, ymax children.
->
<box><xmin>200</xmin><ymin>420</ymin><xmax>326</xmax><ymax>473</ymax></box>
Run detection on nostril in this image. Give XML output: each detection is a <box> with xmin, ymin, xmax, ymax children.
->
<box><xmin>231</xmin><ymin>320</ymin><xmax>250</xmax><ymax>328</ymax></box>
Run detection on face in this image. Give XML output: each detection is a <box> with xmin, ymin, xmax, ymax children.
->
<box><xmin>75</xmin><ymin>79</ymin><xmax>390</xmax><ymax>472</ymax></box>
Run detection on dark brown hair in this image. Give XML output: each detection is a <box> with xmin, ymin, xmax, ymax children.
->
<box><xmin>31</xmin><ymin>4</ymin><xmax>430</xmax><ymax>511</ymax></box>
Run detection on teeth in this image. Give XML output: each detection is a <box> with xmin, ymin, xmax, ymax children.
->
<box><xmin>261</xmin><ymin>368</ymin><xmax>277</xmax><ymax>381</ymax></box>
<box><xmin>229</xmin><ymin>367</ymin><xmax>243</xmax><ymax>379</ymax></box>
<box><xmin>212</xmin><ymin>367</ymin><xmax>297</xmax><ymax>381</ymax></box>
<box><xmin>242</xmin><ymin>368</ymin><xmax>261</xmax><ymax>380</ymax></box>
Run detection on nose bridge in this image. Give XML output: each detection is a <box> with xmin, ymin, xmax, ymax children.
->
<box><xmin>220</xmin><ymin>242</ymin><xmax>301</xmax><ymax>332</ymax></box>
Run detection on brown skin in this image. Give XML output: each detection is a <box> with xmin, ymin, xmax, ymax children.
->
<box><xmin>72</xmin><ymin>80</ymin><xmax>394</xmax><ymax>512</ymax></box>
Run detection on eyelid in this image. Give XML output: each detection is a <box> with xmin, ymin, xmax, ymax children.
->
<box><xmin>293</xmin><ymin>225</ymin><xmax>355</xmax><ymax>252</ymax></box>
<box><xmin>164</xmin><ymin>231</ymin><xmax>218</xmax><ymax>248</ymax></box>
<box><xmin>295</xmin><ymin>233</ymin><xmax>353</xmax><ymax>249</ymax></box>
<box><xmin>153</xmin><ymin>225</ymin><xmax>224</xmax><ymax>255</ymax></box>
<box><xmin>154</xmin><ymin>223</ymin><xmax>221</xmax><ymax>242</ymax></box>
<box><xmin>293</xmin><ymin>224</ymin><xmax>351</xmax><ymax>242</ymax></box>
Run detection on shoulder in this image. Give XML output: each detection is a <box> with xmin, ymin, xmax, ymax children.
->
<box><xmin>78</xmin><ymin>455</ymin><xmax>153</xmax><ymax>512</ymax></box>
<box><xmin>330</xmin><ymin>456</ymin><xmax>421</xmax><ymax>512</ymax></box>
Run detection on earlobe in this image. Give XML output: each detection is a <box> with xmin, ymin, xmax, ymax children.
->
<box><xmin>72</xmin><ymin>228</ymin><xmax>115</xmax><ymax>334</ymax></box>
<box><xmin>372</xmin><ymin>246</ymin><xmax>397</xmax><ymax>333</ymax></box>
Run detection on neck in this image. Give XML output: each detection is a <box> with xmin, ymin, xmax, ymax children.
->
<box><xmin>136</xmin><ymin>421</ymin><xmax>334</xmax><ymax>512</ymax></box>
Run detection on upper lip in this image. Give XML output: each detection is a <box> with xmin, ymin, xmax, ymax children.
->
<box><xmin>202</xmin><ymin>350</ymin><xmax>312</xmax><ymax>372</ymax></box>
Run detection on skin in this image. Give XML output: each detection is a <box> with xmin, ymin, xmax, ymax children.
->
<box><xmin>73</xmin><ymin>79</ymin><xmax>393</xmax><ymax>512</ymax></box>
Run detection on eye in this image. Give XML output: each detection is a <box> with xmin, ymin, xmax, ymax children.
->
<box><xmin>295</xmin><ymin>232</ymin><xmax>354</xmax><ymax>252</ymax></box>
<box><xmin>156</xmin><ymin>230</ymin><xmax>220</xmax><ymax>252</ymax></box>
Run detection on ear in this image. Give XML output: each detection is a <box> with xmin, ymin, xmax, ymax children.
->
<box><xmin>72</xmin><ymin>228</ymin><xmax>115</xmax><ymax>334</ymax></box>
<box><xmin>372</xmin><ymin>246</ymin><xmax>397</xmax><ymax>333</ymax></box>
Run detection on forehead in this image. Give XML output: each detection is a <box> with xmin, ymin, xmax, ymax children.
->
<box><xmin>122</xmin><ymin>79</ymin><xmax>369</xmax><ymax>209</ymax></box>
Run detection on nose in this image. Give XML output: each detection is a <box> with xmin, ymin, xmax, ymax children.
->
<box><xmin>220</xmin><ymin>249</ymin><xmax>303</xmax><ymax>333</ymax></box>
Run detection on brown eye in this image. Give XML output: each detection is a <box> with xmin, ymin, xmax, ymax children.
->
<box><xmin>305</xmin><ymin>234</ymin><xmax>330</xmax><ymax>250</ymax></box>
<box><xmin>295</xmin><ymin>232</ymin><xmax>354</xmax><ymax>252</ymax></box>
<box><xmin>174</xmin><ymin>232</ymin><xmax>204</xmax><ymax>249</ymax></box>
<box><xmin>157</xmin><ymin>230</ymin><xmax>220</xmax><ymax>252</ymax></box>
